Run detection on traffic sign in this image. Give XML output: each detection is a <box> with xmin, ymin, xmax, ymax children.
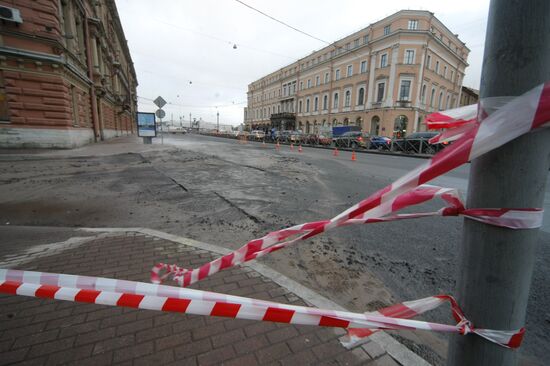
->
<box><xmin>155</xmin><ymin>109</ymin><xmax>166</xmax><ymax>119</ymax></box>
<box><xmin>153</xmin><ymin>96</ymin><xmax>167</xmax><ymax>109</ymax></box>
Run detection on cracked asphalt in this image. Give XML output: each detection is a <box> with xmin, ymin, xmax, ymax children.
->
<box><xmin>0</xmin><ymin>133</ymin><xmax>548</xmax><ymax>365</ymax></box>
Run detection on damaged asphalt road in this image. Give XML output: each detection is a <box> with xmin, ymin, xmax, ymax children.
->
<box><xmin>0</xmin><ymin>134</ymin><xmax>548</xmax><ymax>365</ymax></box>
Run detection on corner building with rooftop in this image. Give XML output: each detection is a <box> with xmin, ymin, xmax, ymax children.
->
<box><xmin>245</xmin><ymin>10</ymin><xmax>469</xmax><ymax>138</ymax></box>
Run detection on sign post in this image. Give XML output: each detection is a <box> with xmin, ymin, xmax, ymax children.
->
<box><xmin>154</xmin><ymin>96</ymin><xmax>167</xmax><ymax>145</ymax></box>
<box><xmin>156</xmin><ymin>109</ymin><xmax>166</xmax><ymax>144</ymax></box>
<box><xmin>136</xmin><ymin>112</ymin><xmax>156</xmax><ymax>144</ymax></box>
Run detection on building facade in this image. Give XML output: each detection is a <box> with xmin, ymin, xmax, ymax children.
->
<box><xmin>459</xmin><ymin>86</ymin><xmax>479</xmax><ymax>107</ymax></box>
<box><xmin>245</xmin><ymin>10</ymin><xmax>469</xmax><ymax>138</ymax></box>
<box><xmin>0</xmin><ymin>0</ymin><xmax>137</xmax><ymax>148</ymax></box>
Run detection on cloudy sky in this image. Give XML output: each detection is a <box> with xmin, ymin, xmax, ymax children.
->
<box><xmin>115</xmin><ymin>0</ymin><xmax>491</xmax><ymax>126</ymax></box>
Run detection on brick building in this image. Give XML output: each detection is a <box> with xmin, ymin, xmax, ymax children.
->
<box><xmin>245</xmin><ymin>10</ymin><xmax>469</xmax><ymax>138</ymax></box>
<box><xmin>0</xmin><ymin>0</ymin><xmax>137</xmax><ymax>148</ymax></box>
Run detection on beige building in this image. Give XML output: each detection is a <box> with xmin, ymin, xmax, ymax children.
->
<box><xmin>460</xmin><ymin>86</ymin><xmax>479</xmax><ymax>106</ymax></box>
<box><xmin>245</xmin><ymin>10</ymin><xmax>469</xmax><ymax>138</ymax></box>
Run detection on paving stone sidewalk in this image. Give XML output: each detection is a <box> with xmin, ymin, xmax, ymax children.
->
<box><xmin>0</xmin><ymin>231</ymin><xmax>402</xmax><ymax>366</ymax></box>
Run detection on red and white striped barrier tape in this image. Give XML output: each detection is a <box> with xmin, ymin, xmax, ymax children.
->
<box><xmin>2</xmin><ymin>84</ymin><xmax>548</xmax><ymax>351</ymax></box>
<box><xmin>0</xmin><ymin>269</ymin><xmax>525</xmax><ymax>349</ymax></box>
<box><xmin>152</xmin><ymin>184</ymin><xmax>543</xmax><ymax>287</ymax></box>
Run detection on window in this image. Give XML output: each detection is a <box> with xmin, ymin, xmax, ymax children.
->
<box><xmin>404</xmin><ymin>50</ymin><xmax>415</xmax><ymax>64</ymax></box>
<box><xmin>283</xmin><ymin>84</ymin><xmax>288</xmax><ymax>96</ymax></box>
<box><xmin>435</xmin><ymin>61</ymin><xmax>440</xmax><ymax>74</ymax></box>
<box><xmin>354</xmin><ymin>39</ymin><xmax>359</xmax><ymax>48</ymax></box>
<box><xmin>360</xmin><ymin>60</ymin><xmax>367</xmax><ymax>73</ymax></box>
<box><xmin>380</xmin><ymin>54</ymin><xmax>388</xmax><ymax>68</ymax></box>
<box><xmin>384</xmin><ymin>25</ymin><xmax>391</xmax><ymax>35</ymax></box>
<box><xmin>357</xmin><ymin>87</ymin><xmax>365</xmax><ymax>105</ymax></box>
<box><xmin>363</xmin><ymin>34</ymin><xmax>369</xmax><ymax>44</ymax></box>
<box><xmin>438</xmin><ymin>91</ymin><xmax>444</xmax><ymax>110</ymax></box>
<box><xmin>315</xmin><ymin>75</ymin><xmax>320</xmax><ymax>86</ymax></box>
<box><xmin>324</xmin><ymin>72</ymin><xmax>329</xmax><ymax>84</ymax></box>
<box><xmin>333</xmin><ymin>93</ymin><xmax>339</xmax><ymax>109</ymax></box>
<box><xmin>300</xmin><ymin>81</ymin><xmax>303</xmax><ymax>90</ymax></box>
<box><xmin>314</xmin><ymin>96</ymin><xmax>319</xmax><ymax>111</ymax></box>
<box><xmin>444</xmin><ymin>65</ymin><xmax>447</xmax><ymax>78</ymax></box>
<box><xmin>335</xmin><ymin>69</ymin><xmax>340</xmax><ymax>80</ymax></box>
<box><xmin>421</xmin><ymin>84</ymin><xmax>427</xmax><ymax>103</ymax></box>
<box><xmin>344</xmin><ymin>90</ymin><xmax>351</xmax><ymax>107</ymax></box>
<box><xmin>430</xmin><ymin>88</ymin><xmax>435</xmax><ymax>107</ymax></box>
<box><xmin>299</xmin><ymin>100</ymin><xmax>303</xmax><ymax>113</ymax></box>
<box><xmin>345</xmin><ymin>43</ymin><xmax>350</xmax><ymax>50</ymax></box>
<box><xmin>426</xmin><ymin>55</ymin><xmax>431</xmax><ymax>69</ymax></box>
<box><xmin>376</xmin><ymin>82</ymin><xmax>385</xmax><ymax>102</ymax></box>
<box><xmin>306</xmin><ymin>98</ymin><xmax>310</xmax><ymax>112</ymax></box>
<box><xmin>446</xmin><ymin>94</ymin><xmax>451</xmax><ymax>109</ymax></box>
<box><xmin>307</xmin><ymin>79</ymin><xmax>311</xmax><ymax>88</ymax></box>
<box><xmin>323</xmin><ymin>95</ymin><xmax>328</xmax><ymax>110</ymax></box>
<box><xmin>450</xmin><ymin>70</ymin><xmax>455</xmax><ymax>82</ymax></box>
<box><xmin>408</xmin><ymin>20</ymin><xmax>418</xmax><ymax>30</ymax></box>
<box><xmin>347</xmin><ymin>65</ymin><xmax>353</xmax><ymax>77</ymax></box>
<box><xmin>0</xmin><ymin>73</ymin><xmax>10</xmax><ymax>121</ymax></box>
<box><xmin>399</xmin><ymin>80</ymin><xmax>411</xmax><ymax>101</ymax></box>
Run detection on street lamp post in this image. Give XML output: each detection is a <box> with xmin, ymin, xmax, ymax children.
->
<box><xmin>217</xmin><ymin>111</ymin><xmax>219</xmax><ymax>133</ymax></box>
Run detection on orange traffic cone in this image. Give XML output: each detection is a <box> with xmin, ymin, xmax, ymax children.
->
<box><xmin>351</xmin><ymin>150</ymin><xmax>357</xmax><ymax>161</ymax></box>
<box><xmin>298</xmin><ymin>145</ymin><xmax>303</xmax><ymax>153</ymax></box>
<box><xmin>333</xmin><ymin>148</ymin><xmax>339</xmax><ymax>156</ymax></box>
<box><xmin>290</xmin><ymin>143</ymin><xmax>294</xmax><ymax>151</ymax></box>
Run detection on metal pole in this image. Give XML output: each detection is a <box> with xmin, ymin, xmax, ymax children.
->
<box><xmin>447</xmin><ymin>1</ymin><xmax>550</xmax><ymax>365</ymax></box>
<box><xmin>160</xmin><ymin>117</ymin><xmax>163</xmax><ymax>145</ymax></box>
<box><xmin>217</xmin><ymin>111</ymin><xmax>219</xmax><ymax>132</ymax></box>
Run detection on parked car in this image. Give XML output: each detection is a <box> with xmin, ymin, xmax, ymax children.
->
<box><xmin>317</xmin><ymin>134</ymin><xmax>332</xmax><ymax>146</ymax></box>
<box><xmin>250</xmin><ymin>130</ymin><xmax>266</xmax><ymax>140</ymax></box>
<box><xmin>391</xmin><ymin>131</ymin><xmax>443</xmax><ymax>154</ymax></box>
<box><xmin>332</xmin><ymin>131</ymin><xmax>370</xmax><ymax>149</ymax></box>
<box><xmin>236</xmin><ymin>131</ymin><xmax>250</xmax><ymax>139</ymax></box>
<box><xmin>275</xmin><ymin>130</ymin><xmax>292</xmax><ymax>142</ymax></box>
<box><xmin>289</xmin><ymin>131</ymin><xmax>305</xmax><ymax>143</ymax></box>
<box><xmin>368</xmin><ymin>136</ymin><xmax>392</xmax><ymax>150</ymax></box>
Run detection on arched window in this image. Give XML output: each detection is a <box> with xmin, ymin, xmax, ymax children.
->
<box><xmin>394</xmin><ymin>115</ymin><xmax>408</xmax><ymax>138</ymax></box>
<box><xmin>306</xmin><ymin>98</ymin><xmax>310</xmax><ymax>112</ymax></box>
<box><xmin>343</xmin><ymin>118</ymin><xmax>349</xmax><ymax>126</ymax></box>
<box><xmin>299</xmin><ymin>100</ymin><xmax>303</xmax><ymax>113</ymax></box>
<box><xmin>421</xmin><ymin>84</ymin><xmax>427</xmax><ymax>103</ymax></box>
<box><xmin>370</xmin><ymin>116</ymin><xmax>380</xmax><ymax>135</ymax></box>
<box><xmin>323</xmin><ymin>95</ymin><xmax>328</xmax><ymax>110</ymax></box>
<box><xmin>344</xmin><ymin>90</ymin><xmax>351</xmax><ymax>107</ymax></box>
<box><xmin>333</xmin><ymin>118</ymin><xmax>338</xmax><ymax>126</ymax></box>
<box><xmin>306</xmin><ymin>121</ymin><xmax>310</xmax><ymax>133</ymax></box>
<box><xmin>357</xmin><ymin>88</ymin><xmax>365</xmax><ymax>105</ymax></box>
<box><xmin>333</xmin><ymin>93</ymin><xmax>339</xmax><ymax>109</ymax></box>
<box><xmin>314</xmin><ymin>96</ymin><xmax>319</xmax><ymax>111</ymax></box>
<box><xmin>446</xmin><ymin>94</ymin><xmax>450</xmax><ymax>109</ymax></box>
<box><xmin>356</xmin><ymin>117</ymin><xmax>363</xmax><ymax>128</ymax></box>
<box><xmin>438</xmin><ymin>91</ymin><xmax>444</xmax><ymax>110</ymax></box>
<box><xmin>430</xmin><ymin>88</ymin><xmax>435</xmax><ymax>107</ymax></box>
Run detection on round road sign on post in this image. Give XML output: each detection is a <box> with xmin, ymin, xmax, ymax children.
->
<box><xmin>155</xmin><ymin>109</ymin><xmax>166</xmax><ymax>119</ymax></box>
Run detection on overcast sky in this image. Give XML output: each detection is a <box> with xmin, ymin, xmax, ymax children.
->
<box><xmin>115</xmin><ymin>0</ymin><xmax>490</xmax><ymax>126</ymax></box>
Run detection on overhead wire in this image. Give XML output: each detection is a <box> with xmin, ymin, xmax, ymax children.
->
<box><xmin>234</xmin><ymin>0</ymin><xmax>330</xmax><ymax>45</ymax></box>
